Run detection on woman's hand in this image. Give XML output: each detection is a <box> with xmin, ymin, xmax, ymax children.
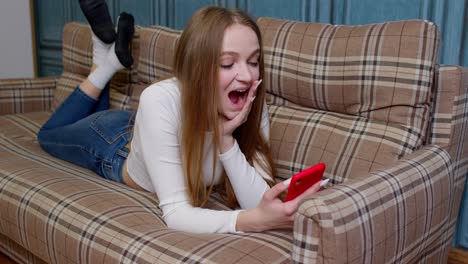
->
<box><xmin>219</xmin><ymin>80</ymin><xmax>262</xmax><ymax>153</ymax></box>
<box><xmin>236</xmin><ymin>180</ymin><xmax>322</xmax><ymax>232</ymax></box>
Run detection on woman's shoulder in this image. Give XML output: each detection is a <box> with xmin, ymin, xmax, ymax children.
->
<box><xmin>139</xmin><ymin>78</ymin><xmax>181</xmax><ymax>106</ymax></box>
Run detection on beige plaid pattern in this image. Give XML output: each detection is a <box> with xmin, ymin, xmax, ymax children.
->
<box><xmin>268</xmin><ymin>103</ymin><xmax>421</xmax><ymax>183</ymax></box>
<box><xmin>0</xmin><ymin>112</ymin><xmax>293</xmax><ymax>263</ymax></box>
<box><xmin>293</xmin><ymin>145</ymin><xmax>458</xmax><ymax>263</ymax></box>
<box><xmin>258</xmin><ymin>18</ymin><xmax>439</xmax><ymax>137</ymax></box>
<box><xmin>429</xmin><ymin>66</ymin><xmax>468</xmax><ymax>177</ymax></box>
<box><xmin>1</xmin><ymin>17</ymin><xmax>467</xmax><ymax>264</ymax></box>
<box><xmin>0</xmin><ymin>233</ymin><xmax>46</xmax><ymax>264</ymax></box>
<box><xmin>136</xmin><ymin>25</ymin><xmax>181</xmax><ymax>85</ymax></box>
<box><xmin>0</xmin><ymin>77</ymin><xmax>56</xmax><ymax>115</ymax></box>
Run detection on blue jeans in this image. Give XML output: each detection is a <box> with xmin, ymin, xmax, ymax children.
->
<box><xmin>37</xmin><ymin>85</ymin><xmax>134</xmax><ymax>183</ymax></box>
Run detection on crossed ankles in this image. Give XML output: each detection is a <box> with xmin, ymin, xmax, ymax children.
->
<box><xmin>79</xmin><ymin>0</ymin><xmax>134</xmax><ymax>89</ymax></box>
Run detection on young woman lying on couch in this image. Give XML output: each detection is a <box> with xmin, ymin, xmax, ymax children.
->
<box><xmin>37</xmin><ymin>0</ymin><xmax>321</xmax><ymax>233</ymax></box>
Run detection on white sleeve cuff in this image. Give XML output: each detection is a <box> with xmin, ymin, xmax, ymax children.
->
<box><xmin>231</xmin><ymin>210</ymin><xmax>244</xmax><ymax>233</ymax></box>
<box><xmin>219</xmin><ymin>140</ymin><xmax>239</xmax><ymax>161</ymax></box>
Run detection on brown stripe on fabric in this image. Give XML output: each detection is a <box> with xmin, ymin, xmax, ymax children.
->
<box><xmin>142</xmin><ymin>29</ymin><xmax>164</xmax><ymax>82</ymax></box>
<box><xmin>329</xmin><ymin>153</ymin><xmax>449</xmax><ymax>263</ymax></box>
<box><xmin>291</xmin><ymin>111</ymin><xmax>328</xmax><ymax>173</ymax></box>
<box><xmin>409</xmin><ymin>21</ymin><xmax>429</xmax><ymax>138</ymax></box>
<box><xmin>358</xmin><ymin>24</ymin><xmax>377</xmax><ymax>117</ymax></box>
<box><xmin>1</xmin><ymin>175</ymin><xmax>174</xmax><ymax>263</ymax></box>
<box><xmin>271</xmin><ymin>20</ymin><xmax>296</xmax><ymax>98</ymax></box>
<box><xmin>137</xmin><ymin>60</ymin><xmax>173</xmax><ymax>82</ymax></box>
<box><xmin>359</xmin><ymin>23</ymin><xmax>387</xmax><ymax>119</ymax></box>
<box><xmin>1</xmin><ymin>137</ymin><xmax>293</xmax><ymax>263</ymax></box>
<box><xmin>264</xmin><ymin>64</ymin><xmax>433</xmax><ymax>87</ymax></box>
<box><xmin>312</xmin><ymin>24</ymin><xmax>338</xmax><ymax>111</ymax></box>
<box><xmin>2</xmin><ymin>115</ymin><xmax>41</xmax><ymax>136</ymax></box>
<box><xmin>121</xmin><ymin>229</ymin><xmax>184</xmax><ymax>264</ymax></box>
<box><xmin>0</xmin><ymin>137</ymin><xmax>161</xmax><ymax>213</ymax></box>
<box><xmin>179</xmin><ymin>236</ymin><xmax>238</xmax><ymax>263</ymax></box>
<box><xmin>331</xmin><ymin>117</ymin><xmax>371</xmax><ymax>182</ymax></box>
<box><xmin>76</xmin><ymin>209</ymin><xmax>168</xmax><ymax>264</ymax></box>
<box><xmin>62</xmin><ymin>45</ymin><xmax>91</xmax><ymax>69</ymax></box>
<box><xmin>0</xmin><ymin>233</ymin><xmax>47</xmax><ymax>264</ymax></box>
<box><xmin>389</xmin><ymin>216</ymin><xmax>448</xmax><ymax>263</ymax></box>
<box><xmin>263</xmin><ymin>50</ymin><xmax>435</xmax><ymax>72</ymax></box>
<box><xmin>270</xmin><ymin>105</ymin><xmax>421</xmax><ymax>148</ymax></box>
<box><xmin>293</xmin><ymin>213</ymin><xmax>320</xmax><ymax>261</ymax></box>
<box><xmin>66</xmin><ymin>25</ymin><xmax>91</xmax><ymax>74</ymax></box>
<box><xmin>328</xmin><ymin>147</ymin><xmax>450</xmax><ymax>227</ymax></box>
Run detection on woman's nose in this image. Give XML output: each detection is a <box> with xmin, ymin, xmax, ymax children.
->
<box><xmin>235</xmin><ymin>63</ymin><xmax>253</xmax><ymax>82</ymax></box>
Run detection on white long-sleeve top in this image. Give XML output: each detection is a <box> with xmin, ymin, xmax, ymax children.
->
<box><xmin>126</xmin><ymin>78</ymin><xmax>272</xmax><ymax>233</ymax></box>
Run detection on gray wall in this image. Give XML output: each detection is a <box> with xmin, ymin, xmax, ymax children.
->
<box><xmin>0</xmin><ymin>1</ymin><xmax>35</xmax><ymax>78</ymax></box>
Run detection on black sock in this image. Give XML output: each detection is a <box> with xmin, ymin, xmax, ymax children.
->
<box><xmin>79</xmin><ymin>0</ymin><xmax>116</xmax><ymax>44</ymax></box>
<box><xmin>115</xmin><ymin>12</ymin><xmax>134</xmax><ymax>68</ymax></box>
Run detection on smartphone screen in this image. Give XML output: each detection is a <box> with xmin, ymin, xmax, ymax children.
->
<box><xmin>284</xmin><ymin>163</ymin><xmax>326</xmax><ymax>201</ymax></box>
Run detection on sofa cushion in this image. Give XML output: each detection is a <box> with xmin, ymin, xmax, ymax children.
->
<box><xmin>0</xmin><ymin>131</ymin><xmax>294</xmax><ymax>263</ymax></box>
<box><xmin>258</xmin><ymin>18</ymin><xmax>439</xmax><ymax>136</ymax></box>
<box><xmin>268</xmin><ymin>101</ymin><xmax>421</xmax><ymax>182</ymax></box>
<box><xmin>0</xmin><ymin>112</ymin><xmax>49</xmax><ymax>140</ymax></box>
<box><xmin>54</xmin><ymin>22</ymin><xmax>141</xmax><ymax>109</ymax></box>
<box><xmin>136</xmin><ymin>25</ymin><xmax>181</xmax><ymax>85</ymax></box>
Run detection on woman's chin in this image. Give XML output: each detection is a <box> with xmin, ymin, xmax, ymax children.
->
<box><xmin>222</xmin><ymin>110</ymin><xmax>240</xmax><ymax>120</ymax></box>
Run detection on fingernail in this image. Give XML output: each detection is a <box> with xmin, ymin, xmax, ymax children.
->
<box><xmin>283</xmin><ymin>178</ymin><xmax>291</xmax><ymax>187</ymax></box>
<box><xmin>320</xmin><ymin>179</ymin><xmax>330</xmax><ymax>187</ymax></box>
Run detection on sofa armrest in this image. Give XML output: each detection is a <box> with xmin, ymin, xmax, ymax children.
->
<box><xmin>0</xmin><ymin>77</ymin><xmax>57</xmax><ymax>115</ymax></box>
<box><xmin>292</xmin><ymin>145</ymin><xmax>458</xmax><ymax>263</ymax></box>
<box><xmin>430</xmin><ymin>66</ymin><xmax>468</xmax><ymax>180</ymax></box>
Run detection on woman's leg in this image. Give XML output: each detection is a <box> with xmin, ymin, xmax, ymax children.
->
<box><xmin>40</xmin><ymin>5</ymin><xmax>134</xmax><ymax>130</ymax></box>
<box><xmin>38</xmin><ymin>1</ymin><xmax>135</xmax><ymax>182</ymax></box>
<box><xmin>38</xmin><ymin>109</ymin><xmax>134</xmax><ymax>183</ymax></box>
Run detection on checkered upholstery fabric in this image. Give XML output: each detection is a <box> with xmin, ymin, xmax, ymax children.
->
<box><xmin>0</xmin><ymin>113</ymin><xmax>293</xmax><ymax>263</ymax></box>
<box><xmin>261</xmin><ymin>18</ymin><xmax>439</xmax><ymax>183</ymax></box>
<box><xmin>429</xmin><ymin>66</ymin><xmax>468</xmax><ymax>179</ymax></box>
<box><xmin>268</xmin><ymin>103</ymin><xmax>421</xmax><ymax>183</ymax></box>
<box><xmin>292</xmin><ymin>145</ymin><xmax>457</xmax><ymax>263</ymax></box>
<box><xmin>258</xmin><ymin>18</ymin><xmax>439</xmax><ymax>137</ymax></box>
<box><xmin>0</xmin><ymin>77</ymin><xmax>56</xmax><ymax>115</ymax></box>
<box><xmin>136</xmin><ymin>25</ymin><xmax>180</xmax><ymax>86</ymax></box>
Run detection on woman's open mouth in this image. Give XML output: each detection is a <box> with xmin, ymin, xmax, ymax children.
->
<box><xmin>228</xmin><ymin>88</ymin><xmax>249</xmax><ymax>108</ymax></box>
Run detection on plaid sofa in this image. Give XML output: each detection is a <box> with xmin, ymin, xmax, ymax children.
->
<box><xmin>0</xmin><ymin>17</ymin><xmax>467</xmax><ymax>264</ymax></box>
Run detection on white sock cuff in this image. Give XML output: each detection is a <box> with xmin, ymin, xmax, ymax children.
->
<box><xmin>88</xmin><ymin>64</ymin><xmax>118</xmax><ymax>89</ymax></box>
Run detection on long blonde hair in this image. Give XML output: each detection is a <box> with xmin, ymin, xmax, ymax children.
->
<box><xmin>173</xmin><ymin>6</ymin><xmax>276</xmax><ymax>208</ymax></box>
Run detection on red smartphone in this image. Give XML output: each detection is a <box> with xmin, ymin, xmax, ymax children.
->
<box><xmin>284</xmin><ymin>163</ymin><xmax>326</xmax><ymax>202</ymax></box>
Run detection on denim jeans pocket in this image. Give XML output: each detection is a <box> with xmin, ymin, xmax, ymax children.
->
<box><xmin>90</xmin><ymin>110</ymin><xmax>133</xmax><ymax>144</ymax></box>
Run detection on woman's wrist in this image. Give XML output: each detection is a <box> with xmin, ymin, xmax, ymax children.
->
<box><xmin>236</xmin><ymin>209</ymin><xmax>263</xmax><ymax>232</ymax></box>
<box><xmin>220</xmin><ymin>135</ymin><xmax>235</xmax><ymax>153</ymax></box>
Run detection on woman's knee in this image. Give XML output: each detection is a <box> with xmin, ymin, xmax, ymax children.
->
<box><xmin>37</xmin><ymin>127</ymin><xmax>51</xmax><ymax>147</ymax></box>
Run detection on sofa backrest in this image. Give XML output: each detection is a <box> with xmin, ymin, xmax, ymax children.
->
<box><xmin>53</xmin><ymin>22</ymin><xmax>140</xmax><ymax>111</ymax></box>
<box><xmin>130</xmin><ymin>25</ymin><xmax>181</xmax><ymax>109</ymax></box>
<box><xmin>258</xmin><ymin>18</ymin><xmax>440</xmax><ymax>137</ymax></box>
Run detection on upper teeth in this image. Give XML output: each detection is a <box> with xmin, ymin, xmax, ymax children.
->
<box><xmin>236</xmin><ymin>90</ymin><xmax>246</xmax><ymax>93</ymax></box>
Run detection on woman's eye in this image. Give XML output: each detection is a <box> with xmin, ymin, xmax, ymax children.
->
<box><xmin>249</xmin><ymin>61</ymin><xmax>259</xmax><ymax>67</ymax></box>
<box><xmin>220</xmin><ymin>64</ymin><xmax>233</xmax><ymax>69</ymax></box>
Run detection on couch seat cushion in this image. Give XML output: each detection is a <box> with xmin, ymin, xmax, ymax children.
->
<box><xmin>0</xmin><ymin>113</ymin><xmax>294</xmax><ymax>263</ymax></box>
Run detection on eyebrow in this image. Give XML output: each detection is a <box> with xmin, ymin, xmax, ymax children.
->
<box><xmin>220</xmin><ymin>49</ymin><xmax>260</xmax><ymax>59</ymax></box>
